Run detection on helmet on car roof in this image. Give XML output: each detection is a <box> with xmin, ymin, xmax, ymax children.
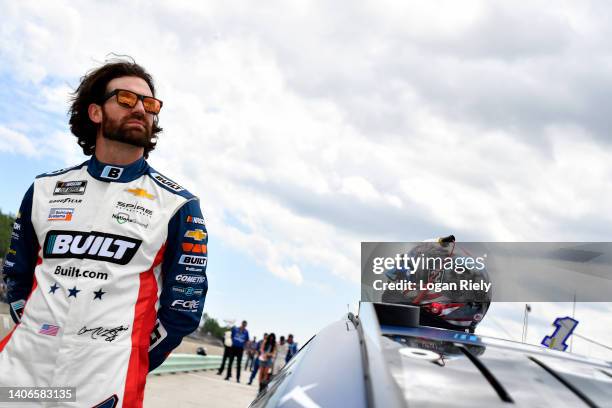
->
<box><xmin>381</xmin><ymin>235</ymin><xmax>491</xmax><ymax>333</ymax></box>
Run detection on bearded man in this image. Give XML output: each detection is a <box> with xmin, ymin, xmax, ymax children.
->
<box><xmin>0</xmin><ymin>59</ymin><xmax>208</xmax><ymax>408</ymax></box>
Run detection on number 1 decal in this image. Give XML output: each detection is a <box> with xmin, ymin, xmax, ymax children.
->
<box><xmin>541</xmin><ymin>317</ymin><xmax>579</xmax><ymax>351</ymax></box>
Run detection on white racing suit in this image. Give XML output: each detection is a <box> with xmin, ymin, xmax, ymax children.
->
<box><xmin>0</xmin><ymin>156</ymin><xmax>208</xmax><ymax>407</ymax></box>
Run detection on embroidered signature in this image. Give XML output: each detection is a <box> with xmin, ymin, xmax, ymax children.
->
<box><xmin>77</xmin><ymin>325</ymin><xmax>129</xmax><ymax>342</ymax></box>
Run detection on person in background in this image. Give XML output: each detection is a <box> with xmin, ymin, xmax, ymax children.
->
<box><xmin>248</xmin><ymin>333</ymin><xmax>267</xmax><ymax>386</ymax></box>
<box><xmin>258</xmin><ymin>333</ymin><xmax>277</xmax><ymax>392</ymax></box>
<box><xmin>286</xmin><ymin>334</ymin><xmax>298</xmax><ymax>362</ymax></box>
<box><xmin>245</xmin><ymin>336</ymin><xmax>257</xmax><ymax>371</ymax></box>
<box><xmin>273</xmin><ymin>335</ymin><xmax>288</xmax><ymax>376</ymax></box>
<box><xmin>225</xmin><ymin>320</ymin><xmax>249</xmax><ymax>382</ymax></box>
<box><xmin>217</xmin><ymin>329</ymin><xmax>233</xmax><ymax>376</ymax></box>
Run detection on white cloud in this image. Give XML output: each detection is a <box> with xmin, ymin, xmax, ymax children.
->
<box><xmin>1</xmin><ymin>0</ymin><xmax>612</xmax><ymax>291</ymax></box>
<box><xmin>0</xmin><ymin>125</ymin><xmax>37</xmax><ymax>156</ymax></box>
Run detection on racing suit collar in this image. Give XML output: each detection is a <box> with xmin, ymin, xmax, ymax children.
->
<box><xmin>87</xmin><ymin>155</ymin><xmax>149</xmax><ymax>183</ymax></box>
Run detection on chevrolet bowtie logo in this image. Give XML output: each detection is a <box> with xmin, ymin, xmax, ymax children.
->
<box><xmin>184</xmin><ymin>229</ymin><xmax>207</xmax><ymax>241</ymax></box>
<box><xmin>126</xmin><ymin>188</ymin><xmax>155</xmax><ymax>199</ymax></box>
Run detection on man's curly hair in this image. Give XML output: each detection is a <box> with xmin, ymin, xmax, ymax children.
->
<box><xmin>68</xmin><ymin>58</ymin><xmax>162</xmax><ymax>159</ymax></box>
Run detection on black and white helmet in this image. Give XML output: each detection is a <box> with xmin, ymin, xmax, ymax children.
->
<box><xmin>382</xmin><ymin>235</ymin><xmax>492</xmax><ymax>333</ymax></box>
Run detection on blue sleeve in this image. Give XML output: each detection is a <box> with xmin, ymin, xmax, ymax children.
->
<box><xmin>148</xmin><ymin>199</ymin><xmax>208</xmax><ymax>371</ymax></box>
<box><xmin>3</xmin><ymin>183</ymin><xmax>38</xmax><ymax>324</ymax></box>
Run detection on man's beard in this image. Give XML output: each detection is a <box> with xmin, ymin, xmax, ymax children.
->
<box><xmin>101</xmin><ymin>110</ymin><xmax>153</xmax><ymax>149</ymax></box>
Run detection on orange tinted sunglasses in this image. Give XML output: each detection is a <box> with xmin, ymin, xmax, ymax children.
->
<box><xmin>102</xmin><ymin>89</ymin><xmax>163</xmax><ymax>114</ymax></box>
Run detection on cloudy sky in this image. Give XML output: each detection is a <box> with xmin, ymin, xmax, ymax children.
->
<box><xmin>0</xmin><ymin>1</ymin><xmax>611</xmax><ymax>358</ymax></box>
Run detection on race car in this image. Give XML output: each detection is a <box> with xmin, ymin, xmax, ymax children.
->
<box><xmin>250</xmin><ymin>302</ymin><xmax>612</xmax><ymax>408</ymax></box>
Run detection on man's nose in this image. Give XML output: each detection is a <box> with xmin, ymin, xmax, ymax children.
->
<box><xmin>131</xmin><ymin>99</ymin><xmax>146</xmax><ymax>115</ymax></box>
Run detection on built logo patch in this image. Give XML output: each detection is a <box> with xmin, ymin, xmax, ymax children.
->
<box><xmin>43</xmin><ymin>230</ymin><xmax>141</xmax><ymax>265</ymax></box>
<box><xmin>54</xmin><ymin>180</ymin><xmax>87</xmax><ymax>195</ymax></box>
<box><xmin>178</xmin><ymin>254</ymin><xmax>208</xmax><ymax>267</ymax></box>
<box><xmin>151</xmin><ymin>172</ymin><xmax>184</xmax><ymax>192</ymax></box>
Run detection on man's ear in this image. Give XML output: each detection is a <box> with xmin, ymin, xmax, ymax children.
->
<box><xmin>88</xmin><ymin>103</ymin><xmax>102</xmax><ymax>124</ymax></box>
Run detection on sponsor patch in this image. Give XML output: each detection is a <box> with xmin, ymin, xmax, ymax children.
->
<box><xmin>115</xmin><ymin>201</ymin><xmax>153</xmax><ymax>217</ymax></box>
<box><xmin>11</xmin><ymin>299</ymin><xmax>25</xmax><ymax>312</ymax></box>
<box><xmin>182</xmin><ymin>243</ymin><xmax>207</xmax><ymax>253</ymax></box>
<box><xmin>184</xmin><ymin>229</ymin><xmax>207</xmax><ymax>241</ymax></box>
<box><xmin>178</xmin><ymin>254</ymin><xmax>208</xmax><ymax>267</ymax></box>
<box><xmin>126</xmin><ymin>188</ymin><xmax>155</xmax><ymax>199</ymax></box>
<box><xmin>10</xmin><ymin>300</ymin><xmax>25</xmax><ymax>322</ymax></box>
<box><xmin>149</xmin><ymin>320</ymin><xmax>168</xmax><ymax>351</ymax></box>
<box><xmin>93</xmin><ymin>395</ymin><xmax>119</xmax><ymax>408</ymax></box>
<box><xmin>151</xmin><ymin>172</ymin><xmax>184</xmax><ymax>192</ymax></box>
<box><xmin>43</xmin><ymin>166</ymin><xmax>75</xmax><ymax>176</ymax></box>
<box><xmin>186</xmin><ymin>266</ymin><xmax>204</xmax><ymax>273</ymax></box>
<box><xmin>13</xmin><ymin>222</ymin><xmax>21</xmax><ymax>231</ymax></box>
<box><xmin>4</xmin><ymin>260</ymin><xmax>15</xmax><ymax>268</ymax></box>
<box><xmin>170</xmin><ymin>299</ymin><xmax>200</xmax><ymax>312</ymax></box>
<box><xmin>39</xmin><ymin>323</ymin><xmax>60</xmax><ymax>336</ymax></box>
<box><xmin>186</xmin><ymin>215</ymin><xmax>205</xmax><ymax>225</ymax></box>
<box><xmin>49</xmin><ymin>198</ymin><xmax>83</xmax><ymax>204</ymax></box>
<box><xmin>175</xmin><ymin>274</ymin><xmax>207</xmax><ymax>284</ymax></box>
<box><xmin>101</xmin><ymin>166</ymin><xmax>124</xmax><ymax>180</ymax></box>
<box><xmin>48</xmin><ymin>208</ymin><xmax>74</xmax><ymax>221</ymax></box>
<box><xmin>112</xmin><ymin>212</ymin><xmax>148</xmax><ymax>228</ymax></box>
<box><xmin>172</xmin><ymin>286</ymin><xmax>204</xmax><ymax>297</ymax></box>
<box><xmin>54</xmin><ymin>265</ymin><xmax>109</xmax><ymax>281</ymax></box>
<box><xmin>54</xmin><ymin>180</ymin><xmax>87</xmax><ymax>195</ymax></box>
<box><xmin>43</xmin><ymin>230</ymin><xmax>142</xmax><ymax>265</ymax></box>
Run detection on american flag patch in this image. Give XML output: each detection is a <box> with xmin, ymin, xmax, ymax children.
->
<box><xmin>39</xmin><ymin>324</ymin><xmax>60</xmax><ymax>336</ymax></box>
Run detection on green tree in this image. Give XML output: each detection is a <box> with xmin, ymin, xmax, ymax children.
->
<box><xmin>0</xmin><ymin>209</ymin><xmax>15</xmax><ymax>258</ymax></box>
<box><xmin>201</xmin><ymin>314</ymin><xmax>228</xmax><ymax>340</ymax></box>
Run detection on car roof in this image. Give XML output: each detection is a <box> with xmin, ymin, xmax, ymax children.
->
<box><xmin>360</xmin><ymin>302</ymin><xmax>612</xmax><ymax>408</ymax></box>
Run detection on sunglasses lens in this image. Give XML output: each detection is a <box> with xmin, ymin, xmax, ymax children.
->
<box><xmin>117</xmin><ymin>90</ymin><xmax>137</xmax><ymax>108</ymax></box>
<box><xmin>143</xmin><ymin>97</ymin><xmax>162</xmax><ymax>114</ymax></box>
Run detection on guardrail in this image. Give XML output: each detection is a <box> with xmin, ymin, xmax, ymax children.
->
<box><xmin>150</xmin><ymin>354</ymin><xmax>223</xmax><ymax>376</ymax></box>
